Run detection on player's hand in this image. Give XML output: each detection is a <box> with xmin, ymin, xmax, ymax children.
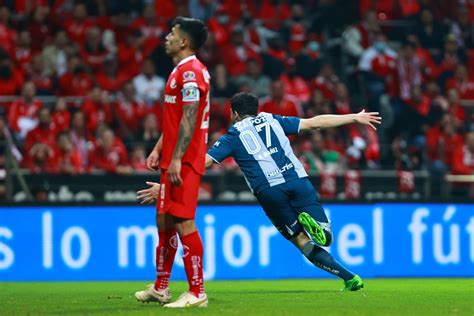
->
<box><xmin>355</xmin><ymin>109</ymin><xmax>382</xmax><ymax>130</ymax></box>
<box><xmin>167</xmin><ymin>158</ymin><xmax>183</xmax><ymax>186</ymax></box>
<box><xmin>136</xmin><ymin>181</ymin><xmax>160</xmax><ymax>204</ymax></box>
<box><xmin>146</xmin><ymin>150</ymin><xmax>160</xmax><ymax>171</ymax></box>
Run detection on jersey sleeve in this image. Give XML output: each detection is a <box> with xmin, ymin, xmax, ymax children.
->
<box><xmin>178</xmin><ymin>64</ymin><xmax>209</xmax><ymax>105</ymax></box>
<box><xmin>207</xmin><ymin>134</ymin><xmax>233</xmax><ymax>164</ymax></box>
<box><xmin>272</xmin><ymin>114</ymin><xmax>301</xmax><ymax>135</ymax></box>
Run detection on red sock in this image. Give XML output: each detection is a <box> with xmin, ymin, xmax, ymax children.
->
<box><xmin>180</xmin><ymin>231</ymin><xmax>204</xmax><ymax>297</ymax></box>
<box><xmin>154</xmin><ymin>228</ymin><xmax>178</xmax><ymax>291</ymax></box>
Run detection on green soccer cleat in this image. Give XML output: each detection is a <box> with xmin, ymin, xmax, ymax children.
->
<box><xmin>298</xmin><ymin>212</ymin><xmax>327</xmax><ymax>246</ymax></box>
<box><xmin>342</xmin><ymin>275</ymin><xmax>364</xmax><ymax>291</ymax></box>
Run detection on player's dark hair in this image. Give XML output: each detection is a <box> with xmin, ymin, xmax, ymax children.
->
<box><xmin>172</xmin><ymin>16</ymin><xmax>208</xmax><ymax>51</ymax></box>
<box><xmin>230</xmin><ymin>92</ymin><xmax>259</xmax><ymax>116</ymax></box>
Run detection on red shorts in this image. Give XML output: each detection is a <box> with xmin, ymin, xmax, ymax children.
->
<box><xmin>156</xmin><ymin>163</ymin><xmax>202</xmax><ymax>219</ymax></box>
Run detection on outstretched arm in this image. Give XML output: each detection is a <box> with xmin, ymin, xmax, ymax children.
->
<box><xmin>137</xmin><ymin>155</ymin><xmax>215</xmax><ymax>204</ymax></box>
<box><xmin>299</xmin><ymin>110</ymin><xmax>382</xmax><ymax>132</ymax></box>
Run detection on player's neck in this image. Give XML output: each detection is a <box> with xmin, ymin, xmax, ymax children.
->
<box><xmin>237</xmin><ymin>114</ymin><xmax>255</xmax><ymax>122</ymax></box>
<box><xmin>173</xmin><ymin>50</ymin><xmax>195</xmax><ymax>66</ymax></box>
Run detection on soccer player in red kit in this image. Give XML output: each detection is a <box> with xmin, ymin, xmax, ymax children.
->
<box><xmin>134</xmin><ymin>17</ymin><xmax>210</xmax><ymax>308</ymax></box>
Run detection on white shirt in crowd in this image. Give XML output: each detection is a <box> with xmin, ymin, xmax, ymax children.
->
<box><xmin>358</xmin><ymin>44</ymin><xmax>397</xmax><ymax>72</ymax></box>
<box><xmin>133</xmin><ymin>74</ymin><xmax>165</xmax><ymax>103</ymax></box>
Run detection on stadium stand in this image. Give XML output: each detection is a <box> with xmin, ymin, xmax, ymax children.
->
<box><xmin>0</xmin><ymin>0</ymin><xmax>473</xmax><ymax>200</ymax></box>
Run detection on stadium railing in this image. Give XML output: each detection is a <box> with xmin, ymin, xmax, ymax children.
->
<box><xmin>7</xmin><ymin>170</ymin><xmax>433</xmax><ymax>203</ymax></box>
<box><xmin>443</xmin><ymin>174</ymin><xmax>474</xmax><ymax>197</ymax></box>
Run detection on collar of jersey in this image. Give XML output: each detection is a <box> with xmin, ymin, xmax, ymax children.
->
<box><xmin>176</xmin><ymin>55</ymin><xmax>197</xmax><ymax>67</ymax></box>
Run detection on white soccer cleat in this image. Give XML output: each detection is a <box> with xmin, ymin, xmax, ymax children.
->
<box><xmin>134</xmin><ymin>284</ymin><xmax>171</xmax><ymax>304</ymax></box>
<box><xmin>163</xmin><ymin>292</ymin><xmax>208</xmax><ymax>308</ymax></box>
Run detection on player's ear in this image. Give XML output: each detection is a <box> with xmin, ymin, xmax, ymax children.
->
<box><xmin>180</xmin><ymin>36</ymin><xmax>189</xmax><ymax>50</ymax></box>
<box><xmin>230</xmin><ymin>110</ymin><xmax>237</xmax><ymax>121</ymax></box>
<box><xmin>180</xmin><ymin>37</ymin><xmax>186</xmax><ymax>49</ymax></box>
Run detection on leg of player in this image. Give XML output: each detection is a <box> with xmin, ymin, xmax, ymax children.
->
<box><xmin>163</xmin><ymin>217</ymin><xmax>208</xmax><ymax>308</ymax></box>
<box><xmin>298</xmin><ymin>212</ymin><xmax>333</xmax><ymax>247</ymax></box>
<box><xmin>135</xmin><ymin>213</ymin><xmax>176</xmax><ymax>304</ymax></box>
<box><xmin>155</xmin><ymin>213</ymin><xmax>178</xmax><ymax>291</ymax></box>
<box><xmin>291</xmin><ymin>232</ymin><xmax>364</xmax><ymax>291</ymax></box>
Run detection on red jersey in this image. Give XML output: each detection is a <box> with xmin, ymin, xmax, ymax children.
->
<box><xmin>259</xmin><ymin>95</ymin><xmax>301</xmax><ymax>117</ymax></box>
<box><xmin>52</xmin><ymin>110</ymin><xmax>71</xmax><ymax>133</ymax></box>
<box><xmin>8</xmin><ymin>99</ymin><xmax>43</xmax><ymax>133</ymax></box>
<box><xmin>59</xmin><ymin>72</ymin><xmax>93</xmax><ymax>96</ymax></box>
<box><xmin>88</xmin><ymin>138</ymin><xmax>129</xmax><ymax>173</ymax></box>
<box><xmin>24</xmin><ymin>124</ymin><xmax>57</xmax><ymax>152</ymax></box>
<box><xmin>452</xmin><ymin>145</ymin><xmax>474</xmax><ymax>175</ymax></box>
<box><xmin>160</xmin><ymin>55</ymin><xmax>210</xmax><ymax>175</ymax></box>
<box><xmin>63</xmin><ymin>19</ymin><xmax>93</xmax><ymax>44</ymax></box>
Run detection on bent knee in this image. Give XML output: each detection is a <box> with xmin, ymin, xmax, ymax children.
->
<box><xmin>321</xmin><ymin>224</ymin><xmax>333</xmax><ymax>247</ymax></box>
<box><xmin>323</xmin><ymin>229</ymin><xmax>333</xmax><ymax>247</ymax></box>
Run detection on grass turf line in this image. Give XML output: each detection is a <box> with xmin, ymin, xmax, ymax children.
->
<box><xmin>1</xmin><ymin>279</ymin><xmax>473</xmax><ymax>315</ymax></box>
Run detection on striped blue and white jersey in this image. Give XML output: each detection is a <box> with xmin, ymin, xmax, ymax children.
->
<box><xmin>207</xmin><ymin>112</ymin><xmax>307</xmax><ymax>194</ymax></box>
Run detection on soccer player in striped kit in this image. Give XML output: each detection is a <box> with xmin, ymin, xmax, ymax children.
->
<box><xmin>138</xmin><ymin>92</ymin><xmax>381</xmax><ymax>291</ymax></box>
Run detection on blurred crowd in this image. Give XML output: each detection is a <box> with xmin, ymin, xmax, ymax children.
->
<box><xmin>0</xmin><ymin>0</ymin><xmax>473</xmax><ymax>179</ymax></box>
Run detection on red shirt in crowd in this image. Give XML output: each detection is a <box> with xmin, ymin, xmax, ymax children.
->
<box><xmin>334</xmin><ymin>98</ymin><xmax>352</xmax><ymax>115</ymax></box>
<box><xmin>371</xmin><ymin>54</ymin><xmax>396</xmax><ymax>77</ymax></box>
<box><xmin>267</xmin><ymin>46</ymin><xmax>287</xmax><ymax>62</ymax></box>
<box><xmin>259</xmin><ymin>95</ymin><xmax>301</xmax><ymax>117</ymax></box>
<box><xmin>153</xmin><ymin>0</ymin><xmax>176</xmax><ymax>21</ymax></box>
<box><xmin>406</xmin><ymin>94</ymin><xmax>431</xmax><ymax>116</ymax></box>
<box><xmin>449</xmin><ymin>103</ymin><xmax>466</xmax><ymax>124</ymax></box>
<box><xmin>258</xmin><ymin>0</ymin><xmax>291</xmax><ymax>29</ymax></box>
<box><xmin>0</xmin><ymin>69</ymin><xmax>24</xmax><ymax>97</ymax></box>
<box><xmin>223</xmin><ymin>43</ymin><xmax>260</xmax><ymax>76</ymax></box>
<box><xmin>415</xmin><ymin>47</ymin><xmax>436</xmax><ymax>81</ymax></box>
<box><xmin>52</xmin><ymin>110</ymin><xmax>71</xmax><ymax>133</ymax></box>
<box><xmin>12</xmin><ymin>0</ymin><xmax>48</xmax><ymax>14</ymax></box>
<box><xmin>82</xmin><ymin>99</ymin><xmax>113</xmax><ymax>133</ymax></box>
<box><xmin>131</xmin><ymin>18</ymin><xmax>167</xmax><ymax>40</ymax></box>
<box><xmin>348</xmin><ymin>124</ymin><xmax>381</xmax><ymax>163</ymax></box>
<box><xmin>130</xmin><ymin>17</ymin><xmax>166</xmax><ymax>51</ymax></box>
<box><xmin>14</xmin><ymin>46</ymin><xmax>33</xmax><ymax>73</ymax></box>
<box><xmin>117</xmin><ymin>43</ymin><xmax>153</xmax><ymax>78</ymax></box>
<box><xmin>288</xmin><ymin>22</ymin><xmax>306</xmax><ymax>54</ymax></box>
<box><xmin>0</xmin><ymin>23</ymin><xmax>16</xmax><ymax>54</ymax></box>
<box><xmin>8</xmin><ymin>99</ymin><xmax>43</xmax><ymax>132</ymax></box>
<box><xmin>24</xmin><ymin>123</ymin><xmax>57</xmax><ymax>152</ymax></box>
<box><xmin>88</xmin><ymin>138</ymin><xmax>129</xmax><ymax>173</ymax></box>
<box><xmin>29</xmin><ymin>19</ymin><xmax>54</xmax><ymax>53</ymax></box>
<box><xmin>56</xmin><ymin>146</ymin><xmax>84</xmax><ymax>174</ymax></box>
<box><xmin>62</xmin><ymin>18</ymin><xmax>94</xmax><ymax>44</ymax></box>
<box><xmin>59</xmin><ymin>72</ymin><xmax>93</xmax><ymax>96</ymax></box>
<box><xmin>28</xmin><ymin>70</ymin><xmax>54</xmax><ymax>94</ymax></box>
<box><xmin>206</xmin><ymin>18</ymin><xmax>230</xmax><ymax>46</ymax></box>
<box><xmin>280</xmin><ymin>74</ymin><xmax>310</xmax><ymax>103</ymax></box>
<box><xmin>452</xmin><ymin>145</ymin><xmax>474</xmax><ymax>174</ymax></box>
<box><xmin>426</xmin><ymin>126</ymin><xmax>464</xmax><ymax>165</ymax></box>
<box><xmin>96</xmin><ymin>70</ymin><xmax>130</xmax><ymax>93</ymax></box>
<box><xmin>21</xmin><ymin>149</ymin><xmax>59</xmax><ymax>173</ymax></box>
<box><xmin>311</xmin><ymin>75</ymin><xmax>339</xmax><ymax>101</ymax></box>
<box><xmin>80</xmin><ymin>46</ymin><xmax>109</xmax><ymax>72</ymax></box>
<box><xmin>445</xmin><ymin>77</ymin><xmax>474</xmax><ymax>100</ymax></box>
<box><xmin>113</xmin><ymin>98</ymin><xmax>146</xmax><ymax>135</ymax></box>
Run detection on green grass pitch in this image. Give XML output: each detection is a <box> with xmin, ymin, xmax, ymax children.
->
<box><xmin>1</xmin><ymin>279</ymin><xmax>473</xmax><ymax>315</ymax></box>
